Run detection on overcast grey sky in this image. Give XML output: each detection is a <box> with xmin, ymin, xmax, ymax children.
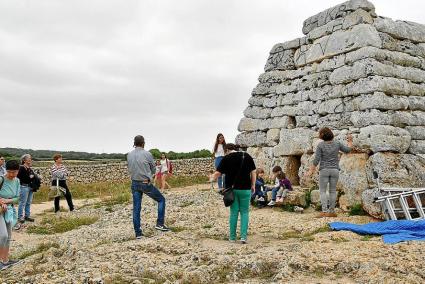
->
<box><xmin>0</xmin><ymin>0</ymin><xmax>424</xmax><ymax>154</ymax></box>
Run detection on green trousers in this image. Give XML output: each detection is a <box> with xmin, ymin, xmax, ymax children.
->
<box><xmin>229</xmin><ymin>189</ymin><xmax>251</xmax><ymax>240</ymax></box>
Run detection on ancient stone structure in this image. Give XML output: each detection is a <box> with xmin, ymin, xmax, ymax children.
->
<box><xmin>236</xmin><ymin>0</ymin><xmax>425</xmax><ymax>216</ymax></box>
<box><xmin>34</xmin><ymin>158</ymin><xmax>214</xmax><ymax>186</ymax></box>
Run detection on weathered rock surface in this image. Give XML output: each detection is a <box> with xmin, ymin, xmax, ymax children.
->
<box><xmin>237</xmin><ymin>0</ymin><xmax>425</xmax><ymax>217</ymax></box>
<box><xmin>5</xmin><ymin>186</ymin><xmax>425</xmax><ymax>283</ymax></box>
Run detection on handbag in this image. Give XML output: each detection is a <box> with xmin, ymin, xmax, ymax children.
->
<box><xmin>48</xmin><ymin>179</ymin><xmax>66</xmax><ymax>200</ymax></box>
<box><xmin>220</xmin><ymin>152</ymin><xmax>245</xmax><ymax>207</ymax></box>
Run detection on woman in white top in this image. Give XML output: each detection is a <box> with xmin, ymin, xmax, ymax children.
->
<box><xmin>160</xmin><ymin>153</ymin><xmax>171</xmax><ymax>190</ymax></box>
<box><xmin>51</xmin><ymin>154</ymin><xmax>74</xmax><ymax>213</ymax></box>
<box><xmin>213</xmin><ymin>133</ymin><xmax>226</xmax><ymax>189</ymax></box>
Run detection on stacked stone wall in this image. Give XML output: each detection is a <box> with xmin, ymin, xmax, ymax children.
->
<box><xmin>34</xmin><ymin>158</ymin><xmax>214</xmax><ymax>186</ymax></box>
<box><xmin>236</xmin><ymin>0</ymin><xmax>425</xmax><ymax>216</ymax></box>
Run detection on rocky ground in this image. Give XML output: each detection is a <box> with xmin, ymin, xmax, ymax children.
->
<box><xmin>2</xmin><ymin>184</ymin><xmax>425</xmax><ymax>284</ymax></box>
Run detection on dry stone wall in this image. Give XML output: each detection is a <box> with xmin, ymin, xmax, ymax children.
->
<box><xmin>34</xmin><ymin>158</ymin><xmax>214</xmax><ymax>186</ymax></box>
<box><xmin>236</xmin><ymin>0</ymin><xmax>425</xmax><ymax>216</ymax></box>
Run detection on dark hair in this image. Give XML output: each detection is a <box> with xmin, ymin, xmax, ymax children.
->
<box><xmin>277</xmin><ymin>171</ymin><xmax>286</xmax><ymax>180</ymax></box>
<box><xmin>272</xmin><ymin>166</ymin><xmax>282</xmax><ymax>173</ymax></box>
<box><xmin>214</xmin><ymin>133</ymin><xmax>226</xmax><ymax>154</ymax></box>
<box><xmin>6</xmin><ymin>160</ymin><xmax>20</xmax><ymax>171</ymax></box>
<box><xmin>224</xmin><ymin>143</ymin><xmax>239</xmax><ymax>152</ymax></box>
<box><xmin>134</xmin><ymin>135</ymin><xmax>145</xmax><ymax>147</ymax></box>
<box><xmin>319</xmin><ymin>127</ymin><xmax>334</xmax><ymax>141</ymax></box>
<box><xmin>53</xmin><ymin>154</ymin><xmax>62</xmax><ymax>161</ymax></box>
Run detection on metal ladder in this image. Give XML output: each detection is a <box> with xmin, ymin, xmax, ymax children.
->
<box><xmin>373</xmin><ymin>171</ymin><xmax>425</xmax><ymax>220</ymax></box>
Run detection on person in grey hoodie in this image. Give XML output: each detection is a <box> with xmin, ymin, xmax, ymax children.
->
<box><xmin>306</xmin><ymin>127</ymin><xmax>353</xmax><ymax>217</ymax></box>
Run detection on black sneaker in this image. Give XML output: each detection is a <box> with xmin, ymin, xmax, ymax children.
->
<box><xmin>155</xmin><ymin>224</ymin><xmax>170</xmax><ymax>232</ymax></box>
<box><xmin>25</xmin><ymin>217</ymin><xmax>35</xmax><ymax>222</ymax></box>
<box><xmin>135</xmin><ymin>233</ymin><xmax>144</xmax><ymax>239</ymax></box>
<box><xmin>18</xmin><ymin>218</ymin><xmax>25</xmax><ymax>224</ymax></box>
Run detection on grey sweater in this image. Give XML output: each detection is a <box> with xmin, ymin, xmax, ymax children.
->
<box><xmin>127</xmin><ymin>148</ymin><xmax>156</xmax><ymax>181</ymax></box>
<box><xmin>313</xmin><ymin>141</ymin><xmax>351</xmax><ymax>170</ymax></box>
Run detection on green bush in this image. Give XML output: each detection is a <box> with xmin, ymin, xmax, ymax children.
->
<box><xmin>27</xmin><ymin>215</ymin><xmax>99</xmax><ymax>235</ymax></box>
<box><xmin>349</xmin><ymin>203</ymin><xmax>367</xmax><ymax>216</ymax></box>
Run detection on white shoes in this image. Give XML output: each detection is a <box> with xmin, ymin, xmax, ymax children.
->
<box><xmin>267</xmin><ymin>200</ymin><xmax>276</xmax><ymax>206</ymax></box>
<box><xmin>258</xmin><ymin>197</ymin><xmax>265</xmax><ymax>202</ymax></box>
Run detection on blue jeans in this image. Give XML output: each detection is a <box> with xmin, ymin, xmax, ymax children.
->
<box><xmin>215</xmin><ymin>156</ymin><xmax>224</xmax><ymax>189</ymax></box>
<box><xmin>18</xmin><ymin>185</ymin><xmax>33</xmax><ymax>219</ymax></box>
<box><xmin>264</xmin><ymin>187</ymin><xmax>280</xmax><ymax>201</ymax></box>
<box><xmin>131</xmin><ymin>181</ymin><xmax>166</xmax><ymax>236</ymax></box>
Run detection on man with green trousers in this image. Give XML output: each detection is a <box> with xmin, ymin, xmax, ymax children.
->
<box><xmin>211</xmin><ymin>143</ymin><xmax>256</xmax><ymax>244</ymax></box>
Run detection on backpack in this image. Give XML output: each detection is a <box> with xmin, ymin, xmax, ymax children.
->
<box><xmin>29</xmin><ymin>170</ymin><xmax>42</xmax><ymax>192</ymax></box>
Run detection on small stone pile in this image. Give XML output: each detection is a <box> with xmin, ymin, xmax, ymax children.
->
<box><xmin>236</xmin><ymin>0</ymin><xmax>425</xmax><ymax>216</ymax></box>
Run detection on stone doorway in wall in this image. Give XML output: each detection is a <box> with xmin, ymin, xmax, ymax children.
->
<box><xmin>286</xmin><ymin>155</ymin><xmax>301</xmax><ymax>186</ymax></box>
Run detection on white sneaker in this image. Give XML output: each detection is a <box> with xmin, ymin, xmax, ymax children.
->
<box><xmin>258</xmin><ymin>197</ymin><xmax>265</xmax><ymax>202</ymax></box>
<box><xmin>268</xmin><ymin>200</ymin><xmax>275</xmax><ymax>206</ymax></box>
<box><xmin>240</xmin><ymin>239</ymin><xmax>247</xmax><ymax>244</ymax></box>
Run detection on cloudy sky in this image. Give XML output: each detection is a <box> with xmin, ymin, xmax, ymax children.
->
<box><xmin>0</xmin><ymin>0</ymin><xmax>424</xmax><ymax>154</ymax></box>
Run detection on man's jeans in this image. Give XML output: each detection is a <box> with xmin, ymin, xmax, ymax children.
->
<box><xmin>131</xmin><ymin>181</ymin><xmax>166</xmax><ymax>236</ymax></box>
<box><xmin>18</xmin><ymin>185</ymin><xmax>33</xmax><ymax>219</ymax></box>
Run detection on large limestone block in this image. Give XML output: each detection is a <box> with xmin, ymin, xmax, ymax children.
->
<box><xmin>274</xmin><ymin>128</ymin><xmax>316</xmax><ymax>156</ymax></box>
<box><xmin>268</xmin><ymin>116</ymin><xmax>290</xmax><ymax>128</ymax></box>
<box><xmin>317</xmin><ymin>98</ymin><xmax>344</xmax><ymax>115</ymax></box>
<box><xmin>405</xmin><ymin>126</ymin><xmax>425</xmax><ymax>140</ymax></box>
<box><xmin>337</xmin><ymin>153</ymin><xmax>369</xmax><ymax>207</ymax></box>
<box><xmin>266</xmin><ymin>129</ymin><xmax>280</xmax><ymax>146</ymax></box>
<box><xmin>374</xmin><ymin>17</ymin><xmax>425</xmax><ymax>43</ymax></box>
<box><xmin>356</xmin><ymin>125</ymin><xmax>411</xmax><ymax>153</ymax></box>
<box><xmin>408</xmin><ymin>96</ymin><xmax>425</xmax><ymax>111</ymax></box>
<box><xmin>282</xmin><ymin>190</ymin><xmax>307</xmax><ymax>207</ymax></box>
<box><xmin>235</xmin><ymin>131</ymin><xmax>267</xmax><ymax>147</ymax></box>
<box><xmin>271</xmin><ymin>101</ymin><xmax>317</xmax><ymax>117</ymax></box>
<box><xmin>264</xmin><ymin>47</ymin><xmax>295</xmax><ymax>72</ymax></box>
<box><xmin>346</xmin><ymin>76</ymin><xmax>425</xmax><ymax>97</ymax></box>
<box><xmin>302</xmin><ymin>0</ymin><xmax>376</xmax><ymax>35</ymax></box>
<box><xmin>306</xmin><ymin>8</ymin><xmax>374</xmax><ymax>41</ymax></box>
<box><xmin>258</xmin><ymin>68</ymin><xmax>313</xmax><ymax>84</ymax></box>
<box><xmin>316</xmin><ymin>113</ymin><xmax>352</xmax><ymax>129</ymax></box>
<box><xmin>247</xmin><ymin>146</ymin><xmax>273</xmax><ymax>171</ymax></box>
<box><xmin>243</xmin><ymin>106</ymin><xmax>272</xmax><ymax>119</ymax></box>
<box><xmin>299</xmin><ymin>154</ymin><xmax>317</xmax><ymax>187</ymax></box>
<box><xmin>330</xmin><ymin>58</ymin><xmax>425</xmax><ymax>85</ymax></box>
<box><xmin>238</xmin><ymin>118</ymin><xmax>266</xmax><ymax>132</ymax></box>
<box><xmin>295</xmin><ymin>115</ymin><xmax>319</xmax><ymax>128</ymax></box>
<box><xmin>365</xmin><ymin>152</ymin><xmax>425</xmax><ymax>188</ymax></box>
<box><xmin>345</xmin><ymin>46</ymin><xmax>425</xmax><ymax>69</ymax></box>
<box><xmin>252</xmin><ymin>83</ymin><xmax>277</xmax><ymax>95</ymax></box>
<box><xmin>408</xmin><ymin>140</ymin><xmax>425</xmax><ymax>154</ymax></box>
<box><xmin>350</xmin><ymin>109</ymin><xmax>425</xmax><ymax>128</ymax></box>
<box><xmin>344</xmin><ymin>92</ymin><xmax>409</xmax><ymax>112</ymax></box>
<box><xmin>280</xmin><ymin>92</ymin><xmax>310</xmax><ymax>106</ymax></box>
<box><xmin>295</xmin><ymin>24</ymin><xmax>382</xmax><ymax>67</ymax></box>
<box><xmin>248</xmin><ymin>96</ymin><xmax>264</xmax><ymax>107</ymax></box>
<box><xmin>379</xmin><ymin>32</ymin><xmax>425</xmax><ymax>59</ymax></box>
<box><xmin>361</xmin><ymin>188</ymin><xmax>385</xmax><ymax>219</ymax></box>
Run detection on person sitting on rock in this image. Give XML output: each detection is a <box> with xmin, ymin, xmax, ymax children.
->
<box><xmin>276</xmin><ymin>172</ymin><xmax>293</xmax><ymax>203</ymax></box>
<box><xmin>264</xmin><ymin>166</ymin><xmax>287</xmax><ymax>206</ymax></box>
<box><xmin>251</xmin><ymin>168</ymin><xmax>267</xmax><ymax>206</ymax></box>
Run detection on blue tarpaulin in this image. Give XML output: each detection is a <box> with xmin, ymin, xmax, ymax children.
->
<box><xmin>329</xmin><ymin>220</ymin><xmax>425</xmax><ymax>244</ymax></box>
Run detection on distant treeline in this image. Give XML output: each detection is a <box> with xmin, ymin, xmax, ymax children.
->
<box><xmin>0</xmin><ymin>147</ymin><xmax>212</xmax><ymax>161</ymax></box>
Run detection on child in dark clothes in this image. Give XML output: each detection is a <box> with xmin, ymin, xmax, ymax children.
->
<box><xmin>251</xmin><ymin>168</ymin><xmax>266</xmax><ymax>205</ymax></box>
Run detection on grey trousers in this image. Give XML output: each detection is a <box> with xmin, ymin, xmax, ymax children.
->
<box><xmin>0</xmin><ymin>215</ymin><xmax>12</xmax><ymax>248</ymax></box>
<box><xmin>319</xmin><ymin>168</ymin><xmax>339</xmax><ymax>213</ymax></box>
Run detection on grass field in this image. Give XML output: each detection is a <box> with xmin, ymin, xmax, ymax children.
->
<box><xmin>32</xmin><ymin>175</ymin><xmax>208</xmax><ymax>204</ymax></box>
